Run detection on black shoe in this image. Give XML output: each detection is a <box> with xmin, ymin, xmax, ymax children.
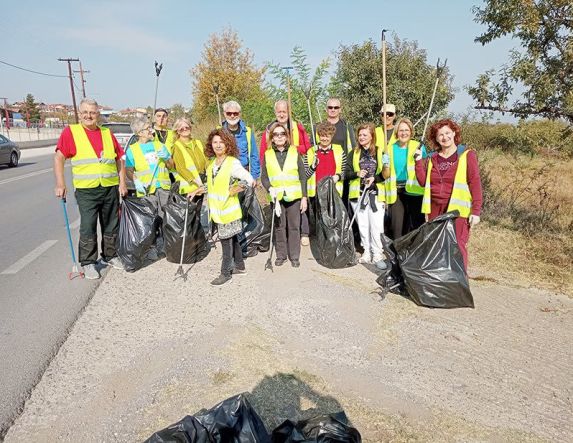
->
<box><xmin>291</xmin><ymin>259</ymin><xmax>300</xmax><ymax>268</ymax></box>
<box><xmin>233</xmin><ymin>268</ymin><xmax>247</xmax><ymax>275</ymax></box>
<box><xmin>275</xmin><ymin>258</ymin><xmax>286</xmax><ymax>266</ymax></box>
<box><xmin>211</xmin><ymin>274</ymin><xmax>232</xmax><ymax>286</ymax></box>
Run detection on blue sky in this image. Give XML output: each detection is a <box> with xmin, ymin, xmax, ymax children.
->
<box><xmin>2</xmin><ymin>0</ymin><xmax>515</xmax><ymax>116</ymax></box>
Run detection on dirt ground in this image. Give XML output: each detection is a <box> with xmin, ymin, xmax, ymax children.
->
<box><xmin>4</xmin><ymin>244</ymin><xmax>572</xmax><ymax>442</ymax></box>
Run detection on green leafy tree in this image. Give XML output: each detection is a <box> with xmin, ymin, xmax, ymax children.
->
<box><xmin>468</xmin><ymin>0</ymin><xmax>573</xmax><ymax>123</ymax></box>
<box><xmin>168</xmin><ymin>103</ymin><xmax>193</xmax><ymax>122</ymax></box>
<box><xmin>22</xmin><ymin>93</ymin><xmax>41</xmax><ymax>123</ymax></box>
<box><xmin>266</xmin><ymin>46</ymin><xmax>331</xmax><ymax>132</ymax></box>
<box><xmin>329</xmin><ymin>36</ymin><xmax>454</xmax><ymax>131</ymax></box>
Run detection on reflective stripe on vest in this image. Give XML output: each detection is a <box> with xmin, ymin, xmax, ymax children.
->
<box><xmin>173</xmin><ymin>141</ymin><xmax>200</xmax><ymax>195</ymax></box>
<box><xmin>348</xmin><ymin>148</ymin><xmax>385</xmax><ymax>203</ymax></box>
<box><xmin>70</xmin><ymin>124</ymin><xmax>119</xmax><ymax>189</ymax></box>
<box><xmin>130</xmin><ymin>142</ymin><xmax>171</xmax><ymax>197</ymax></box>
<box><xmin>206</xmin><ymin>157</ymin><xmax>242</xmax><ymax>224</ymax></box>
<box><xmin>421</xmin><ymin>149</ymin><xmax>473</xmax><ymax>217</ymax></box>
<box><xmin>306</xmin><ymin>144</ymin><xmax>343</xmax><ymax>197</ymax></box>
<box><xmin>385</xmin><ymin>140</ymin><xmax>424</xmax><ymax>203</ymax></box>
<box><xmin>265</xmin><ymin>146</ymin><xmax>302</xmax><ymax>202</ymax></box>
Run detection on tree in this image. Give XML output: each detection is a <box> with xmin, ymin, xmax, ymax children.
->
<box><xmin>468</xmin><ymin>0</ymin><xmax>573</xmax><ymax>123</ymax></box>
<box><xmin>329</xmin><ymin>36</ymin><xmax>454</xmax><ymax>130</ymax></box>
<box><xmin>266</xmin><ymin>46</ymin><xmax>331</xmax><ymax>133</ymax></box>
<box><xmin>169</xmin><ymin>103</ymin><xmax>192</xmax><ymax>122</ymax></box>
<box><xmin>191</xmin><ymin>28</ymin><xmax>267</xmax><ymax>123</ymax></box>
<box><xmin>22</xmin><ymin>94</ymin><xmax>41</xmax><ymax>123</ymax></box>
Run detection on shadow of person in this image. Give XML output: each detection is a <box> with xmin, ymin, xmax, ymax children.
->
<box><xmin>246</xmin><ymin>372</ymin><xmax>345</xmax><ymax>431</ymax></box>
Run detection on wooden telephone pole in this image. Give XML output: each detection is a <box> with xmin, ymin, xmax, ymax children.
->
<box><xmin>58</xmin><ymin>58</ymin><xmax>80</xmax><ymax>123</ymax></box>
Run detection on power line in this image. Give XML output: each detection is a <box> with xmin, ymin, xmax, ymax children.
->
<box><xmin>0</xmin><ymin>59</ymin><xmax>67</xmax><ymax>78</ymax></box>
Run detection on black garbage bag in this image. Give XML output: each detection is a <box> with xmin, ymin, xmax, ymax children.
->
<box><xmin>393</xmin><ymin>211</ymin><xmax>474</xmax><ymax>308</ymax></box>
<box><xmin>310</xmin><ymin>177</ymin><xmax>356</xmax><ymax>269</ymax></box>
<box><xmin>271</xmin><ymin>411</ymin><xmax>361</xmax><ymax>443</ymax></box>
<box><xmin>163</xmin><ymin>192</ymin><xmax>209</xmax><ymax>264</ymax></box>
<box><xmin>239</xmin><ymin>186</ymin><xmax>271</xmax><ymax>256</ymax></box>
<box><xmin>117</xmin><ymin>196</ymin><xmax>161</xmax><ymax>272</ymax></box>
<box><xmin>375</xmin><ymin>234</ymin><xmax>406</xmax><ymax>297</ymax></box>
<box><xmin>145</xmin><ymin>394</ymin><xmax>271</xmax><ymax>443</ymax></box>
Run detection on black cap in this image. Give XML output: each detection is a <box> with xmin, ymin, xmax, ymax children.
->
<box><xmin>155</xmin><ymin>108</ymin><xmax>168</xmax><ymax>115</ymax></box>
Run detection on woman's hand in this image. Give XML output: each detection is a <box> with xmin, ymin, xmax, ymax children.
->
<box><xmin>364</xmin><ymin>177</ymin><xmax>375</xmax><ymax>188</ymax></box>
<box><xmin>414</xmin><ymin>149</ymin><xmax>423</xmax><ymax>161</ymax></box>
<box><xmin>358</xmin><ymin>169</ymin><xmax>368</xmax><ymax>178</ymax></box>
<box><xmin>300</xmin><ymin>197</ymin><xmax>308</xmax><ymax>213</ymax></box>
<box><xmin>229</xmin><ymin>183</ymin><xmax>245</xmax><ymax>196</ymax></box>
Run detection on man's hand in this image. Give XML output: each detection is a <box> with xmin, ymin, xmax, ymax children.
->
<box><xmin>300</xmin><ymin>197</ymin><xmax>307</xmax><ymax>213</ymax></box>
<box><xmin>55</xmin><ymin>183</ymin><xmax>67</xmax><ymax>199</ymax></box>
<box><xmin>469</xmin><ymin>214</ymin><xmax>480</xmax><ymax>228</ymax></box>
<box><xmin>119</xmin><ymin>182</ymin><xmax>128</xmax><ymax>197</ymax></box>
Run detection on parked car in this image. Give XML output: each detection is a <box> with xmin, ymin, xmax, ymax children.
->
<box><xmin>0</xmin><ymin>134</ymin><xmax>20</xmax><ymax>167</ymax></box>
<box><xmin>101</xmin><ymin>122</ymin><xmax>133</xmax><ymax>147</ymax></box>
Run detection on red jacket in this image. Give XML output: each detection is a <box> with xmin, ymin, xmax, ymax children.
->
<box><xmin>415</xmin><ymin>148</ymin><xmax>482</xmax><ymax>217</ymax></box>
<box><xmin>259</xmin><ymin>120</ymin><xmax>311</xmax><ymax>163</ymax></box>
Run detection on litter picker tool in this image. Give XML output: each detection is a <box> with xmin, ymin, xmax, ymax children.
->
<box><xmin>264</xmin><ymin>198</ymin><xmax>277</xmax><ymax>272</ymax></box>
<box><xmin>143</xmin><ymin>160</ymin><xmax>161</xmax><ymax>196</ymax></box>
<box><xmin>381</xmin><ymin>28</ymin><xmax>389</xmax><ymax>153</ymax></box>
<box><xmin>152</xmin><ymin>61</ymin><xmax>163</xmax><ymax>117</ymax></box>
<box><xmin>315</xmin><ymin>101</ymin><xmax>323</xmax><ymax>124</ymax></box>
<box><xmin>213</xmin><ymin>84</ymin><xmax>222</xmax><ymax>123</ymax></box>
<box><xmin>60</xmin><ymin>197</ymin><xmax>84</xmax><ymax>280</ymax></box>
<box><xmin>282</xmin><ymin>66</ymin><xmax>294</xmax><ymax>142</ymax></box>
<box><xmin>421</xmin><ymin>58</ymin><xmax>448</xmax><ymax>144</ymax></box>
<box><xmin>174</xmin><ymin>195</ymin><xmax>190</xmax><ymax>280</ymax></box>
<box><xmin>304</xmin><ymin>86</ymin><xmax>317</xmax><ymax>147</ymax></box>
<box><xmin>349</xmin><ymin>184</ymin><xmax>370</xmax><ymax>228</ymax></box>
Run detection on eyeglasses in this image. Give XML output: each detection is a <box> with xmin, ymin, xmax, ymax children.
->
<box><xmin>178</xmin><ymin>126</ymin><xmax>191</xmax><ymax>131</ymax></box>
<box><xmin>225</xmin><ymin>112</ymin><xmax>240</xmax><ymax>117</ymax></box>
<box><xmin>272</xmin><ymin>132</ymin><xmax>287</xmax><ymax>137</ymax></box>
<box><xmin>383</xmin><ymin>112</ymin><xmax>395</xmax><ymax>117</ymax></box>
<box><xmin>327</xmin><ymin>106</ymin><xmax>340</xmax><ymax>110</ymax></box>
<box><xmin>80</xmin><ymin>111</ymin><xmax>98</xmax><ymax>116</ymax></box>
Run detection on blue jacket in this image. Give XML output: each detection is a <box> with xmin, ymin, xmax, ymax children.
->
<box><xmin>222</xmin><ymin>120</ymin><xmax>260</xmax><ymax>179</ymax></box>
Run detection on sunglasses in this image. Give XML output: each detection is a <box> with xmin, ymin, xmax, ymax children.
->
<box><xmin>327</xmin><ymin>106</ymin><xmax>340</xmax><ymax>110</ymax></box>
<box><xmin>178</xmin><ymin>126</ymin><xmax>191</xmax><ymax>131</ymax></box>
<box><xmin>272</xmin><ymin>132</ymin><xmax>287</xmax><ymax>137</ymax></box>
<box><xmin>383</xmin><ymin>112</ymin><xmax>395</xmax><ymax>117</ymax></box>
<box><xmin>225</xmin><ymin>112</ymin><xmax>240</xmax><ymax>117</ymax></box>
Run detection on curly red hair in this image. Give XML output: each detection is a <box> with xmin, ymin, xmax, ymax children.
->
<box><xmin>427</xmin><ymin>119</ymin><xmax>462</xmax><ymax>151</ymax></box>
<box><xmin>204</xmin><ymin>128</ymin><xmax>239</xmax><ymax>158</ymax></box>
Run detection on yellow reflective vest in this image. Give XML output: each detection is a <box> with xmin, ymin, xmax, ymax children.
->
<box><xmin>173</xmin><ymin>140</ymin><xmax>202</xmax><ymax>195</ymax></box>
<box><xmin>348</xmin><ymin>148</ymin><xmax>385</xmax><ymax>203</ymax></box>
<box><xmin>206</xmin><ymin>157</ymin><xmax>243</xmax><ymax>224</ymax></box>
<box><xmin>70</xmin><ymin>124</ymin><xmax>119</xmax><ymax>189</ymax></box>
<box><xmin>154</xmin><ymin>128</ymin><xmax>175</xmax><ymax>153</ymax></box>
<box><xmin>421</xmin><ymin>148</ymin><xmax>473</xmax><ymax>218</ymax></box>
<box><xmin>385</xmin><ymin>140</ymin><xmax>425</xmax><ymax>204</ymax></box>
<box><xmin>306</xmin><ymin>144</ymin><xmax>343</xmax><ymax>197</ymax></box>
<box><xmin>130</xmin><ymin>142</ymin><xmax>171</xmax><ymax>197</ymax></box>
<box><xmin>265</xmin><ymin>146</ymin><xmax>302</xmax><ymax>202</ymax></box>
<box><xmin>375</xmin><ymin>126</ymin><xmax>397</xmax><ymax>151</ymax></box>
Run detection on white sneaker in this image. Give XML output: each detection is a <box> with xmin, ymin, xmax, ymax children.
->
<box><xmin>373</xmin><ymin>256</ymin><xmax>388</xmax><ymax>270</ymax></box>
<box><xmin>106</xmin><ymin>257</ymin><xmax>124</xmax><ymax>270</ymax></box>
<box><xmin>358</xmin><ymin>254</ymin><xmax>372</xmax><ymax>264</ymax></box>
<box><xmin>83</xmin><ymin>264</ymin><xmax>100</xmax><ymax>280</ymax></box>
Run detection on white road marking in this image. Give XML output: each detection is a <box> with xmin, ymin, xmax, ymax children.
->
<box><xmin>0</xmin><ymin>164</ymin><xmax>70</xmax><ymax>186</ymax></box>
<box><xmin>1</xmin><ymin>240</ymin><xmax>58</xmax><ymax>275</ymax></box>
<box><xmin>70</xmin><ymin>218</ymin><xmax>80</xmax><ymax>229</ymax></box>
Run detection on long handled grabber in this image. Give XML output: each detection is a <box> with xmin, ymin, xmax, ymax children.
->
<box><xmin>264</xmin><ymin>199</ymin><xmax>278</xmax><ymax>272</ymax></box>
<box><xmin>380</xmin><ymin>28</ymin><xmax>389</xmax><ymax>153</ymax></box>
<box><xmin>175</xmin><ymin>195</ymin><xmax>190</xmax><ymax>280</ymax></box>
<box><xmin>421</xmin><ymin>58</ymin><xmax>448</xmax><ymax>143</ymax></box>
<box><xmin>61</xmin><ymin>197</ymin><xmax>84</xmax><ymax>280</ymax></box>
<box><xmin>349</xmin><ymin>184</ymin><xmax>369</xmax><ymax>228</ymax></box>
<box><xmin>152</xmin><ymin>61</ymin><xmax>163</xmax><ymax>117</ymax></box>
<box><xmin>143</xmin><ymin>160</ymin><xmax>161</xmax><ymax>196</ymax></box>
<box><xmin>282</xmin><ymin>66</ymin><xmax>295</xmax><ymax>141</ymax></box>
<box><xmin>304</xmin><ymin>86</ymin><xmax>317</xmax><ymax>147</ymax></box>
<box><xmin>315</xmin><ymin>101</ymin><xmax>323</xmax><ymax>124</ymax></box>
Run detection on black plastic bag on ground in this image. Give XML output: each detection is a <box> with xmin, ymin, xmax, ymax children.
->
<box><xmin>271</xmin><ymin>411</ymin><xmax>361</xmax><ymax>443</ymax></box>
<box><xmin>310</xmin><ymin>177</ymin><xmax>356</xmax><ymax>269</ymax></box>
<box><xmin>393</xmin><ymin>211</ymin><xmax>474</xmax><ymax>308</ymax></box>
<box><xmin>117</xmin><ymin>196</ymin><xmax>161</xmax><ymax>272</ymax></box>
<box><xmin>375</xmin><ymin>234</ymin><xmax>406</xmax><ymax>297</ymax></box>
<box><xmin>239</xmin><ymin>186</ymin><xmax>271</xmax><ymax>256</ymax></box>
<box><xmin>163</xmin><ymin>192</ymin><xmax>209</xmax><ymax>264</ymax></box>
<box><xmin>144</xmin><ymin>393</ymin><xmax>271</xmax><ymax>443</ymax></box>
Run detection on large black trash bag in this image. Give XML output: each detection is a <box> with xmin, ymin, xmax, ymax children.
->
<box><xmin>239</xmin><ymin>186</ymin><xmax>271</xmax><ymax>256</ymax></box>
<box><xmin>163</xmin><ymin>191</ymin><xmax>209</xmax><ymax>264</ymax></box>
<box><xmin>310</xmin><ymin>177</ymin><xmax>357</xmax><ymax>269</ymax></box>
<box><xmin>145</xmin><ymin>394</ymin><xmax>271</xmax><ymax>443</ymax></box>
<box><xmin>375</xmin><ymin>234</ymin><xmax>407</xmax><ymax>297</ymax></box>
<box><xmin>117</xmin><ymin>196</ymin><xmax>161</xmax><ymax>272</ymax></box>
<box><xmin>393</xmin><ymin>211</ymin><xmax>474</xmax><ymax>308</ymax></box>
<box><xmin>271</xmin><ymin>411</ymin><xmax>361</xmax><ymax>443</ymax></box>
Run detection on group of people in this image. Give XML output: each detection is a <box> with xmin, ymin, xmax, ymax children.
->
<box><xmin>54</xmin><ymin>97</ymin><xmax>482</xmax><ymax>286</ymax></box>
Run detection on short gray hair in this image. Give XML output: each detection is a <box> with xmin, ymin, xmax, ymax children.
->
<box><xmin>222</xmin><ymin>100</ymin><xmax>241</xmax><ymax>112</ymax></box>
<box><xmin>79</xmin><ymin>98</ymin><xmax>99</xmax><ymax>108</ymax></box>
<box><xmin>130</xmin><ymin>116</ymin><xmax>149</xmax><ymax>134</ymax></box>
<box><xmin>274</xmin><ymin>99</ymin><xmax>288</xmax><ymax>111</ymax></box>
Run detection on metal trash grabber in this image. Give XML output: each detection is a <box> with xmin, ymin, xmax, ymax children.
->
<box><xmin>349</xmin><ymin>184</ymin><xmax>370</xmax><ymax>228</ymax></box>
<box><xmin>152</xmin><ymin>61</ymin><xmax>163</xmax><ymax>117</ymax></box>
<box><xmin>281</xmin><ymin>66</ymin><xmax>295</xmax><ymax>142</ymax></box>
<box><xmin>175</xmin><ymin>195</ymin><xmax>190</xmax><ymax>280</ymax></box>
<box><xmin>380</xmin><ymin>28</ymin><xmax>389</xmax><ymax>153</ymax></box>
<box><xmin>60</xmin><ymin>197</ymin><xmax>84</xmax><ymax>280</ymax></box>
<box><xmin>143</xmin><ymin>160</ymin><xmax>161</xmax><ymax>196</ymax></box>
<box><xmin>264</xmin><ymin>199</ymin><xmax>278</xmax><ymax>272</ymax></box>
<box><xmin>304</xmin><ymin>86</ymin><xmax>318</xmax><ymax>147</ymax></box>
<box><xmin>421</xmin><ymin>58</ymin><xmax>448</xmax><ymax>143</ymax></box>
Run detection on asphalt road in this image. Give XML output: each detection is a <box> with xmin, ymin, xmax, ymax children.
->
<box><xmin>0</xmin><ymin>147</ymin><xmax>106</xmax><ymax>438</ymax></box>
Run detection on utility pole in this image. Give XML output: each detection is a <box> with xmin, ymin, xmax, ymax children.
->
<box><xmin>0</xmin><ymin>97</ymin><xmax>10</xmax><ymax>135</ymax></box>
<box><xmin>58</xmin><ymin>58</ymin><xmax>80</xmax><ymax>123</ymax></box>
<box><xmin>73</xmin><ymin>61</ymin><xmax>89</xmax><ymax>98</ymax></box>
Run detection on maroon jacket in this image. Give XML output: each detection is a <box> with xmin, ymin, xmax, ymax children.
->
<box><xmin>415</xmin><ymin>147</ymin><xmax>483</xmax><ymax>217</ymax></box>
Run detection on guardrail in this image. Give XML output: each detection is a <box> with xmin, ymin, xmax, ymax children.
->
<box><xmin>0</xmin><ymin>127</ymin><xmax>63</xmax><ymax>142</ymax></box>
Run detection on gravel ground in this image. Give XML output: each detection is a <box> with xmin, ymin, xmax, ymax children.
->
<box><xmin>4</xmin><ymin>245</ymin><xmax>572</xmax><ymax>442</ymax></box>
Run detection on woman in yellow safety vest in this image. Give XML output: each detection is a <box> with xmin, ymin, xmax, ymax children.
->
<box><xmin>261</xmin><ymin>122</ymin><xmax>308</xmax><ymax>268</ymax></box>
<box><xmin>203</xmin><ymin>128</ymin><xmax>255</xmax><ymax>286</ymax></box>
<box><xmin>344</xmin><ymin>123</ymin><xmax>387</xmax><ymax>270</ymax></box>
<box><xmin>382</xmin><ymin>118</ymin><xmax>427</xmax><ymax>239</ymax></box>
<box><xmin>415</xmin><ymin>119</ymin><xmax>483</xmax><ymax>270</ymax></box>
<box><xmin>172</xmin><ymin>117</ymin><xmax>207</xmax><ymax>199</ymax></box>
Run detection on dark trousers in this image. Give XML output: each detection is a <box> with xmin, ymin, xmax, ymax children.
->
<box><xmin>273</xmin><ymin>199</ymin><xmax>301</xmax><ymax>261</ymax></box>
<box><xmin>221</xmin><ymin>235</ymin><xmax>244</xmax><ymax>277</ymax></box>
<box><xmin>300</xmin><ymin>197</ymin><xmax>315</xmax><ymax>237</ymax></box>
<box><xmin>75</xmin><ymin>185</ymin><xmax>120</xmax><ymax>265</ymax></box>
<box><xmin>388</xmin><ymin>189</ymin><xmax>425</xmax><ymax>239</ymax></box>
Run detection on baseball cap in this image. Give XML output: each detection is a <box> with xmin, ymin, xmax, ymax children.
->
<box><xmin>379</xmin><ymin>103</ymin><xmax>396</xmax><ymax>114</ymax></box>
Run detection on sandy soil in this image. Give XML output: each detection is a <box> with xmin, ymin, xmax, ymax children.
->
<box><xmin>4</xmin><ymin>245</ymin><xmax>572</xmax><ymax>442</ymax></box>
